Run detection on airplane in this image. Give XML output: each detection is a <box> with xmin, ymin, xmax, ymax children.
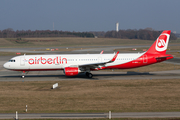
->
<box><xmin>3</xmin><ymin>30</ymin><xmax>173</xmax><ymax>78</ymax></box>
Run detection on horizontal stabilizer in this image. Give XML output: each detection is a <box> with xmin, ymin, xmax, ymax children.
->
<box><xmin>155</xmin><ymin>54</ymin><xmax>173</xmax><ymax>61</ymax></box>
<box><xmin>155</xmin><ymin>56</ymin><xmax>173</xmax><ymax>59</ymax></box>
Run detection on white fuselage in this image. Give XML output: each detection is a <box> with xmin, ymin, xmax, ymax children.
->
<box><xmin>3</xmin><ymin>53</ymin><xmax>143</xmax><ymax>71</ymax></box>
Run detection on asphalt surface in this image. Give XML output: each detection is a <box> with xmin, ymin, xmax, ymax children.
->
<box><xmin>2</xmin><ymin>112</ymin><xmax>180</xmax><ymax>119</ymax></box>
<box><xmin>0</xmin><ymin>45</ymin><xmax>150</xmax><ymax>53</ymax></box>
<box><xmin>0</xmin><ymin>44</ymin><xmax>179</xmax><ymax>54</ymax></box>
<box><xmin>0</xmin><ymin>69</ymin><xmax>180</xmax><ymax>81</ymax></box>
<box><xmin>0</xmin><ymin>56</ymin><xmax>180</xmax><ymax>81</ymax></box>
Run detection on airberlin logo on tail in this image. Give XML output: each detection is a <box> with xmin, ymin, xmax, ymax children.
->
<box><xmin>157</xmin><ymin>39</ymin><xmax>166</xmax><ymax>48</ymax></box>
<box><xmin>155</xmin><ymin>33</ymin><xmax>169</xmax><ymax>52</ymax></box>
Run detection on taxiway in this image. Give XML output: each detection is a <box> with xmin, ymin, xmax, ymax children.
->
<box><xmin>1</xmin><ymin>112</ymin><xmax>180</xmax><ymax>119</ymax></box>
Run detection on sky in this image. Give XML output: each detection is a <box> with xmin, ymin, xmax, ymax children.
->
<box><xmin>0</xmin><ymin>0</ymin><xmax>180</xmax><ymax>33</ymax></box>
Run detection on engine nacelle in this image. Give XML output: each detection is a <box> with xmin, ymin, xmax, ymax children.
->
<box><xmin>64</xmin><ymin>67</ymin><xmax>80</xmax><ymax>76</ymax></box>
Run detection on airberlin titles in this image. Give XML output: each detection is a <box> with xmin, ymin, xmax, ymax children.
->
<box><xmin>28</xmin><ymin>56</ymin><xmax>67</xmax><ymax>65</ymax></box>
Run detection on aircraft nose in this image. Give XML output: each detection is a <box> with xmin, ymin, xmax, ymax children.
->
<box><xmin>3</xmin><ymin>62</ymin><xmax>9</xmax><ymax>69</ymax></box>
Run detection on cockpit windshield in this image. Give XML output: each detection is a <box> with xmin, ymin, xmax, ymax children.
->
<box><xmin>8</xmin><ymin>59</ymin><xmax>15</xmax><ymax>62</ymax></box>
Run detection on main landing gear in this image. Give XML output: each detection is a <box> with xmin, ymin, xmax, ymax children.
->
<box><xmin>86</xmin><ymin>72</ymin><xmax>93</xmax><ymax>78</ymax></box>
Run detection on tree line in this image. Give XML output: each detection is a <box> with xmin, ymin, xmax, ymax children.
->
<box><xmin>94</xmin><ymin>29</ymin><xmax>177</xmax><ymax>40</ymax></box>
<box><xmin>0</xmin><ymin>28</ymin><xmax>94</xmax><ymax>38</ymax></box>
<box><xmin>0</xmin><ymin>28</ymin><xmax>177</xmax><ymax>40</ymax></box>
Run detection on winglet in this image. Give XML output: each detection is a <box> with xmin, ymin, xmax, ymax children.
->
<box><xmin>100</xmin><ymin>50</ymin><xmax>104</xmax><ymax>54</ymax></box>
<box><xmin>108</xmin><ymin>51</ymin><xmax>119</xmax><ymax>63</ymax></box>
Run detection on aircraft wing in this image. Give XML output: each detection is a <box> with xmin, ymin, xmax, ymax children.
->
<box><xmin>78</xmin><ymin>51</ymin><xmax>119</xmax><ymax>68</ymax></box>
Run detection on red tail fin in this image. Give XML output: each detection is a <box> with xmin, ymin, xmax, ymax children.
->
<box><xmin>146</xmin><ymin>30</ymin><xmax>171</xmax><ymax>54</ymax></box>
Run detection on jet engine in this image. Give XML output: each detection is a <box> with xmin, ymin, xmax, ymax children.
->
<box><xmin>64</xmin><ymin>67</ymin><xmax>80</xmax><ymax>76</ymax></box>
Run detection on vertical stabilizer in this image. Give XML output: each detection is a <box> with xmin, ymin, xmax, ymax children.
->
<box><xmin>146</xmin><ymin>30</ymin><xmax>171</xmax><ymax>54</ymax></box>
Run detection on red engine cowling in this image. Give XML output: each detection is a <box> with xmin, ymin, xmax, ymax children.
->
<box><xmin>64</xmin><ymin>67</ymin><xmax>79</xmax><ymax>76</ymax></box>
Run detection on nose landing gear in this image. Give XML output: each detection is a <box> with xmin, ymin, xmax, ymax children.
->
<box><xmin>21</xmin><ymin>71</ymin><xmax>28</xmax><ymax>78</ymax></box>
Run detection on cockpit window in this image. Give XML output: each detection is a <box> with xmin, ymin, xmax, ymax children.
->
<box><xmin>8</xmin><ymin>59</ymin><xmax>15</xmax><ymax>62</ymax></box>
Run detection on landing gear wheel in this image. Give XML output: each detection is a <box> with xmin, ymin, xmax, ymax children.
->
<box><xmin>21</xmin><ymin>71</ymin><xmax>26</xmax><ymax>78</ymax></box>
<box><xmin>86</xmin><ymin>72</ymin><xmax>93</xmax><ymax>78</ymax></box>
<box><xmin>88</xmin><ymin>73</ymin><xmax>93</xmax><ymax>78</ymax></box>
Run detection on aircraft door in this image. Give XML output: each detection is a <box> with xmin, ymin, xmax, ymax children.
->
<box><xmin>143</xmin><ymin>54</ymin><xmax>148</xmax><ymax>63</ymax></box>
<box><xmin>98</xmin><ymin>57</ymin><xmax>102</xmax><ymax>62</ymax></box>
<box><xmin>20</xmin><ymin>57</ymin><xmax>25</xmax><ymax>66</ymax></box>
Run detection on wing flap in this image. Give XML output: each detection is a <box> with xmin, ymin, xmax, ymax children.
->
<box><xmin>78</xmin><ymin>51</ymin><xmax>119</xmax><ymax>68</ymax></box>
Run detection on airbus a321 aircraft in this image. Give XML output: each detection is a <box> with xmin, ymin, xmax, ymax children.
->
<box><xmin>3</xmin><ymin>30</ymin><xmax>173</xmax><ymax>78</ymax></box>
